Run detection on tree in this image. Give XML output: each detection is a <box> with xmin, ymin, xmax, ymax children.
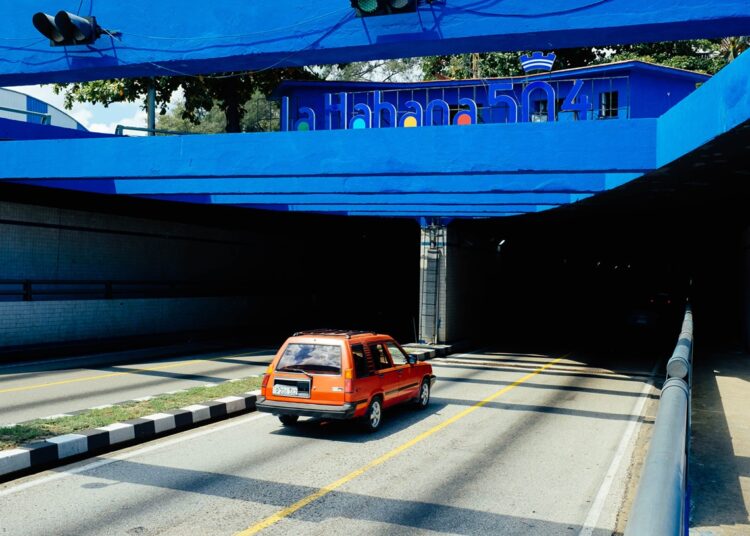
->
<box><xmin>422</xmin><ymin>48</ymin><xmax>597</xmax><ymax>80</ymax></box>
<box><xmin>595</xmin><ymin>40</ymin><xmax>729</xmax><ymax>75</ymax></box>
<box><xmin>156</xmin><ymin>91</ymin><xmax>281</xmax><ymax>135</ymax></box>
<box><xmin>316</xmin><ymin>58</ymin><xmax>423</xmax><ymax>82</ymax></box>
<box><xmin>54</xmin><ymin>67</ymin><xmax>318</xmax><ymax>133</ymax></box>
<box><xmin>421</xmin><ymin>39</ymin><xmax>744</xmax><ymax>80</ymax></box>
<box><xmin>719</xmin><ymin>36</ymin><xmax>749</xmax><ymax>62</ymax></box>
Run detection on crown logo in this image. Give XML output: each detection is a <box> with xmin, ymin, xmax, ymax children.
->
<box><xmin>520</xmin><ymin>51</ymin><xmax>557</xmax><ymax>73</ymax></box>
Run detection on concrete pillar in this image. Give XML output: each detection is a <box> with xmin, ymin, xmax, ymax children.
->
<box><xmin>419</xmin><ymin>220</ymin><xmax>448</xmax><ymax>344</ymax></box>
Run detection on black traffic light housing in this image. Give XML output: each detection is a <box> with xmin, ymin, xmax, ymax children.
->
<box><xmin>350</xmin><ymin>0</ymin><xmax>418</xmax><ymax>17</ymax></box>
<box><xmin>32</xmin><ymin>11</ymin><xmax>102</xmax><ymax>46</ymax></box>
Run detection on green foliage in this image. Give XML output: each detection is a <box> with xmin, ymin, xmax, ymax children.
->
<box><xmin>317</xmin><ymin>58</ymin><xmax>423</xmax><ymax>82</ymax></box>
<box><xmin>595</xmin><ymin>40</ymin><xmax>729</xmax><ymax>75</ymax></box>
<box><xmin>421</xmin><ymin>39</ymin><xmax>744</xmax><ymax>80</ymax></box>
<box><xmin>156</xmin><ymin>91</ymin><xmax>280</xmax><ymax>134</ymax></box>
<box><xmin>54</xmin><ymin>67</ymin><xmax>316</xmax><ymax>133</ymax></box>
<box><xmin>422</xmin><ymin>49</ymin><xmax>597</xmax><ymax>80</ymax></box>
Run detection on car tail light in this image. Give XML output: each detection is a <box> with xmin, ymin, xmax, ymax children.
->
<box><xmin>261</xmin><ymin>374</ymin><xmax>270</xmax><ymax>389</ymax></box>
<box><xmin>344</xmin><ymin>369</ymin><xmax>353</xmax><ymax>393</ymax></box>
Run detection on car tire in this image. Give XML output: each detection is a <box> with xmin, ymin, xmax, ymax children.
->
<box><xmin>414</xmin><ymin>380</ymin><xmax>430</xmax><ymax>410</ymax></box>
<box><xmin>362</xmin><ymin>397</ymin><xmax>383</xmax><ymax>433</ymax></box>
<box><xmin>279</xmin><ymin>415</ymin><xmax>299</xmax><ymax>426</ymax></box>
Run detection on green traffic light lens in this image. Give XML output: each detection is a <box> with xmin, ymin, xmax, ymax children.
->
<box><xmin>389</xmin><ymin>0</ymin><xmax>410</xmax><ymax>8</ymax></box>
<box><xmin>357</xmin><ymin>0</ymin><xmax>380</xmax><ymax>13</ymax></box>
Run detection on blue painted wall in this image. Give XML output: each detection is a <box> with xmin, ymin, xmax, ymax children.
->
<box><xmin>278</xmin><ymin>62</ymin><xmax>707</xmax><ymax>131</ymax></box>
<box><xmin>0</xmin><ymin>117</ymin><xmax>657</xmax><ymax>217</ymax></box>
<box><xmin>657</xmin><ymin>50</ymin><xmax>750</xmax><ymax>166</ymax></box>
<box><xmin>0</xmin><ymin>1</ymin><xmax>748</xmax><ymax>85</ymax></box>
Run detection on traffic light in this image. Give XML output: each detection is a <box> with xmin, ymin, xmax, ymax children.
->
<box><xmin>32</xmin><ymin>11</ymin><xmax>102</xmax><ymax>46</ymax></box>
<box><xmin>350</xmin><ymin>0</ymin><xmax>418</xmax><ymax>17</ymax></box>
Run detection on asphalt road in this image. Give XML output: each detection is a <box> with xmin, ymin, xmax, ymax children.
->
<box><xmin>0</xmin><ymin>348</ymin><xmax>658</xmax><ymax>535</ymax></box>
<box><xmin>0</xmin><ymin>345</ymin><xmax>277</xmax><ymax>425</ymax></box>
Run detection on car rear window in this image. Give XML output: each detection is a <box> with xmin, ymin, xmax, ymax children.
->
<box><xmin>277</xmin><ymin>343</ymin><xmax>342</xmax><ymax>375</ymax></box>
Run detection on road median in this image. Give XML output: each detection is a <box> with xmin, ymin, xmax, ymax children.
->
<box><xmin>0</xmin><ymin>376</ymin><xmax>261</xmax><ymax>480</ymax></box>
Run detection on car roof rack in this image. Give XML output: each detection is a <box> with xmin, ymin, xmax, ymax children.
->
<box><xmin>292</xmin><ymin>329</ymin><xmax>377</xmax><ymax>339</ymax></box>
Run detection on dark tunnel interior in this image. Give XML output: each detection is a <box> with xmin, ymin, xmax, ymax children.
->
<box><xmin>2</xmin><ymin>143</ymin><xmax>749</xmax><ymax>361</ymax></box>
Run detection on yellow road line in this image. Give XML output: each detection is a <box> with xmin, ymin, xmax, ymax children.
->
<box><xmin>235</xmin><ymin>355</ymin><xmax>566</xmax><ymax>536</ymax></box>
<box><xmin>0</xmin><ymin>350</ymin><xmax>272</xmax><ymax>395</ymax></box>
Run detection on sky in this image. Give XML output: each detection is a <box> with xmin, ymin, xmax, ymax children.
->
<box><xmin>9</xmin><ymin>84</ymin><xmax>150</xmax><ymax>135</ymax></box>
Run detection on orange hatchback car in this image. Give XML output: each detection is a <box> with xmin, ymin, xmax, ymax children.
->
<box><xmin>256</xmin><ymin>330</ymin><xmax>436</xmax><ymax>432</ymax></box>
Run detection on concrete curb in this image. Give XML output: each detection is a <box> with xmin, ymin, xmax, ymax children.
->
<box><xmin>403</xmin><ymin>341</ymin><xmax>466</xmax><ymax>360</ymax></box>
<box><xmin>0</xmin><ymin>390</ymin><xmax>259</xmax><ymax>480</ymax></box>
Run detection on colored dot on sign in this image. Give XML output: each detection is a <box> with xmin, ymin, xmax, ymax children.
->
<box><xmin>403</xmin><ymin>116</ymin><xmax>418</xmax><ymax>128</ymax></box>
<box><xmin>456</xmin><ymin>114</ymin><xmax>473</xmax><ymax>126</ymax></box>
<box><xmin>297</xmin><ymin>122</ymin><xmax>309</xmax><ymax>131</ymax></box>
<box><xmin>352</xmin><ymin>117</ymin><xmax>366</xmax><ymax>129</ymax></box>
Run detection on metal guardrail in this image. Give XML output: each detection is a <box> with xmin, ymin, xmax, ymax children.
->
<box><xmin>0</xmin><ymin>106</ymin><xmax>52</xmax><ymax>125</ymax></box>
<box><xmin>0</xmin><ymin>279</ymin><xmax>245</xmax><ymax>302</ymax></box>
<box><xmin>114</xmin><ymin>125</ymin><xmax>195</xmax><ymax>136</ymax></box>
<box><xmin>625</xmin><ymin>305</ymin><xmax>694</xmax><ymax>536</ymax></box>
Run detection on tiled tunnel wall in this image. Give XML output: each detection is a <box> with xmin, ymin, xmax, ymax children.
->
<box><xmin>0</xmin><ymin>199</ymin><xmax>258</xmax><ymax>348</ymax></box>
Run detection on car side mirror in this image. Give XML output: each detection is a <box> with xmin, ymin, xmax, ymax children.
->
<box><xmin>407</xmin><ymin>354</ymin><xmax>418</xmax><ymax>365</ymax></box>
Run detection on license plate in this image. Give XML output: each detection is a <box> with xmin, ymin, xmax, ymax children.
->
<box><xmin>273</xmin><ymin>384</ymin><xmax>299</xmax><ymax>397</ymax></box>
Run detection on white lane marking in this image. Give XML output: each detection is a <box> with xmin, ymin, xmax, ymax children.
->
<box><xmin>578</xmin><ymin>362</ymin><xmax>658</xmax><ymax>536</ymax></box>
<box><xmin>0</xmin><ymin>412</ymin><xmax>270</xmax><ymax>498</ymax></box>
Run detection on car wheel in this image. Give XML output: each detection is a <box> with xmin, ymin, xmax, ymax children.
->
<box><xmin>362</xmin><ymin>397</ymin><xmax>383</xmax><ymax>433</ymax></box>
<box><xmin>279</xmin><ymin>415</ymin><xmax>299</xmax><ymax>426</ymax></box>
<box><xmin>415</xmin><ymin>380</ymin><xmax>430</xmax><ymax>410</ymax></box>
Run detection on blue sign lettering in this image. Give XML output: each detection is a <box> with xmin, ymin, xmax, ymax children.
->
<box><xmin>283</xmin><ymin>79</ymin><xmax>591</xmax><ymax>131</ymax></box>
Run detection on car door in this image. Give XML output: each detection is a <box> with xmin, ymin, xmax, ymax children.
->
<box><xmin>385</xmin><ymin>340</ymin><xmax>419</xmax><ymax>401</ymax></box>
<box><xmin>349</xmin><ymin>343</ymin><xmax>379</xmax><ymax>406</ymax></box>
<box><xmin>368</xmin><ymin>341</ymin><xmax>401</xmax><ymax>408</ymax></box>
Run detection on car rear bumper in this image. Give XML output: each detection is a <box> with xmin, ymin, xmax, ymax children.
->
<box><xmin>429</xmin><ymin>374</ymin><xmax>437</xmax><ymax>387</ymax></box>
<box><xmin>256</xmin><ymin>397</ymin><xmax>359</xmax><ymax>420</ymax></box>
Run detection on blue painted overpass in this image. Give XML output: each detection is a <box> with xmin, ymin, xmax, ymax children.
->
<box><xmin>0</xmin><ymin>1</ymin><xmax>748</xmax><ymax>218</ymax></box>
<box><xmin>0</xmin><ymin>51</ymin><xmax>748</xmax><ymax>218</ymax></box>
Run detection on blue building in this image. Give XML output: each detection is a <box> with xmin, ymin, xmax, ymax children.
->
<box><xmin>0</xmin><ymin>87</ymin><xmax>88</xmax><ymax>130</ymax></box>
<box><xmin>277</xmin><ymin>61</ymin><xmax>708</xmax><ymax>132</ymax></box>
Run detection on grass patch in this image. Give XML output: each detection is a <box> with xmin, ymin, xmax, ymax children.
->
<box><xmin>0</xmin><ymin>376</ymin><xmax>261</xmax><ymax>450</ymax></box>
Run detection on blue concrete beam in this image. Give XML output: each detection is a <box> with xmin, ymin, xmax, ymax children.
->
<box><xmin>0</xmin><ymin>120</ymin><xmax>656</xmax><ymax>181</ymax></box>
<box><xmin>1</xmin><ymin>1</ymin><xmax>749</xmax><ymax>85</ymax></box>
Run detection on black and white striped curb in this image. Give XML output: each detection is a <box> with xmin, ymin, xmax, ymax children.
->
<box><xmin>0</xmin><ymin>377</ymin><xmax>260</xmax><ymax>429</ymax></box>
<box><xmin>0</xmin><ymin>390</ymin><xmax>259</xmax><ymax>479</ymax></box>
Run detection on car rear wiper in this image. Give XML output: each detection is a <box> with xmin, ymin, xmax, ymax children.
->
<box><xmin>278</xmin><ymin>367</ymin><xmax>313</xmax><ymax>378</ymax></box>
